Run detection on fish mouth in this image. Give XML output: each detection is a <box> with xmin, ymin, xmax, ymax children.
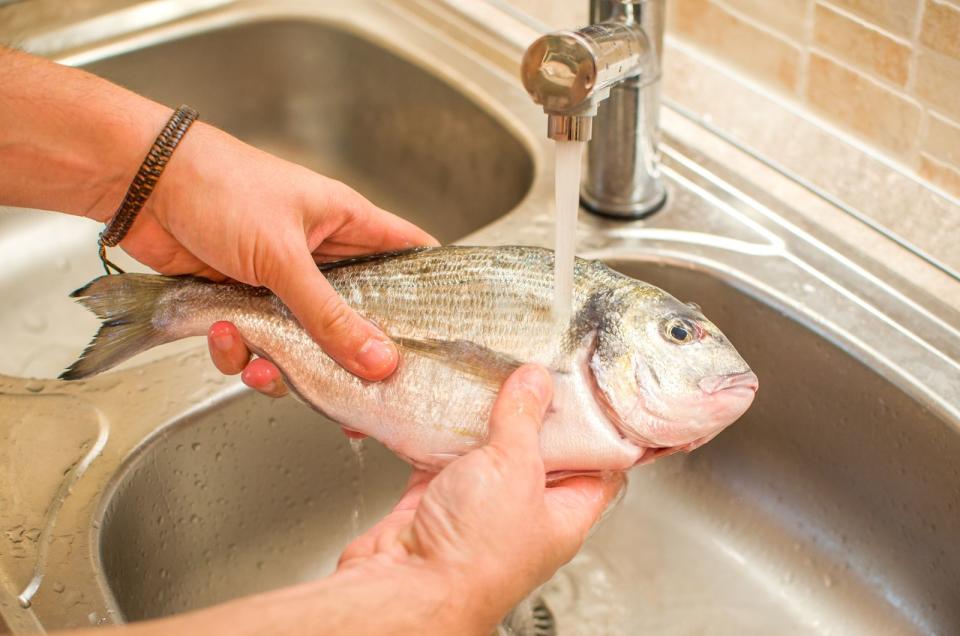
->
<box><xmin>611</xmin><ymin>369</ymin><xmax>758</xmax><ymax>450</ymax></box>
<box><xmin>698</xmin><ymin>370</ymin><xmax>759</xmax><ymax>396</ymax></box>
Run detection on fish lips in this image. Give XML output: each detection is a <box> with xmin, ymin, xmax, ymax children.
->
<box><xmin>698</xmin><ymin>370</ymin><xmax>760</xmax><ymax>396</ymax></box>
<box><xmin>613</xmin><ymin>369</ymin><xmax>759</xmax><ymax>453</ymax></box>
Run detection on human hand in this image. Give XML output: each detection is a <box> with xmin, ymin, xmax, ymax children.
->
<box><xmin>205</xmin><ymin>321</ymin><xmax>367</xmax><ymax>441</ymax></box>
<box><xmin>336</xmin><ymin>364</ymin><xmax>626</xmax><ymax>632</ymax></box>
<box><xmin>113</xmin><ymin>122</ymin><xmax>437</xmax><ymax>382</ymax></box>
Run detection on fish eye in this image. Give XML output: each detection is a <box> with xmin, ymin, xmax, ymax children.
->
<box><xmin>663</xmin><ymin>318</ymin><xmax>699</xmax><ymax>344</ymax></box>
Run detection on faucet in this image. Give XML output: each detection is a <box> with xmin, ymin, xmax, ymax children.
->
<box><xmin>521</xmin><ymin>0</ymin><xmax>666</xmax><ymax>218</ymax></box>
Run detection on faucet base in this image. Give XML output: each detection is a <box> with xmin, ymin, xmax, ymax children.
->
<box><xmin>580</xmin><ymin>180</ymin><xmax>668</xmax><ymax>219</ymax></box>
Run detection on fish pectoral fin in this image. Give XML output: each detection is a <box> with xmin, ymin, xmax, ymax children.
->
<box><xmin>395</xmin><ymin>337</ymin><xmax>524</xmax><ymax>390</ymax></box>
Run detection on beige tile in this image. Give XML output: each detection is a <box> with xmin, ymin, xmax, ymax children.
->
<box><xmin>919</xmin><ymin>154</ymin><xmax>960</xmax><ymax>197</ymax></box>
<box><xmin>813</xmin><ymin>3</ymin><xmax>911</xmax><ymax>86</ymax></box>
<box><xmin>668</xmin><ymin>0</ymin><xmax>802</xmax><ymax>93</ymax></box>
<box><xmin>914</xmin><ymin>49</ymin><xmax>960</xmax><ymax>120</ymax></box>
<box><xmin>920</xmin><ymin>0</ymin><xmax>960</xmax><ymax>58</ymax></box>
<box><xmin>805</xmin><ymin>53</ymin><xmax>922</xmax><ymax>155</ymax></box>
<box><xmin>822</xmin><ymin>0</ymin><xmax>919</xmax><ymax>37</ymax></box>
<box><xmin>923</xmin><ymin>112</ymin><xmax>960</xmax><ymax>166</ymax></box>
<box><xmin>716</xmin><ymin>0</ymin><xmax>810</xmax><ymax>41</ymax></box>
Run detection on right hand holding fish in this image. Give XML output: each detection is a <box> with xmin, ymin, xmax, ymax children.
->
<box><xmin>335</xmin><ymin>364</ymin><xmax>626</xmax><ymax>632</ymax></box>
<box><xmin>118</xmin><ymin>121</ymin><xmax>438</xmax><ymax>381</ymax></box>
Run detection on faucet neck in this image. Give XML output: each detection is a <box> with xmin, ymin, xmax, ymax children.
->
<box><xmin>583</xmin><ymin>0</ymin><xmax>667</xmax><ymax>217</ymax></box>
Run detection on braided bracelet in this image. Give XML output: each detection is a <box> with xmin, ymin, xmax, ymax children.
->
<box><xmin>97</xmin><ymin>104</ymin><xmax>199</xmax><ymax>274</ymax></box>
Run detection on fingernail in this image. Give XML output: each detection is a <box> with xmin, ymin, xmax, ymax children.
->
<box><xmin>212</xmin><ymin>332</ymin><xmax>234</xmax><ymax>352</ymax></box>
<box><xmin>356</xmin><ymin>337</ymin><xmax>396</xmax><ymax>375</ymax></box>
<box><xmin>519</xmin><ymin>365</ymin><xmax>551</xmax><ymax>403</ymax></box>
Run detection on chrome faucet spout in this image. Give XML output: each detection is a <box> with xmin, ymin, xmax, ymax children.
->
<box><xmin>520</xmin><ymin>0</ymin><xmax>667</xmax><ymax>217</ymax></box>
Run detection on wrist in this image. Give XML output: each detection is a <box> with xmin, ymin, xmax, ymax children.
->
<box><xmin>330</xmin><ymin>556</ymin><xmax>494</xmax><ymax>634</ymax></box>
<box><xmin>85</xmin><ymin>100</ymin><xmax>173</xmax><ymax>224</ymax></box>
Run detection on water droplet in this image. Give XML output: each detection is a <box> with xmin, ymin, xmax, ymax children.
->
<box><xmin>24</xmin><ymin>380</ymin><xmax>44</xmax><ymax>393</ymax></box>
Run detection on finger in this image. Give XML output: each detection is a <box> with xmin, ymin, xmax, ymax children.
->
<box><xmin>338</xmin><ymin>509</ymin><xmax>417</xmax><ymax>567</ymax></box>
<box><xmin>241</xmin><ymin>357</ymin><xmax>288</xmax><ymax>398</ymax></box>
<box><xmin>337</xmin><ymin>471</ymin><xmax>434</xmax><ymax>567</ymax></box>
<box><xmin>401</xmin><ymin>469</ymin><xmax>436</xmax><ymax>499</ymax></box>
<box><xmin>340</xmin><ymin>427</ymin><xmax>368</xmax><ymax>440</ymax></box>
<box><xmin>313</xmin><ymin>180</ymin><xmax>440</xmax><ymax>253</ymax></box>
<box><xmin>207</xmin><ymin>321</ymin><xmax>250</xmax><ymax>375</ymax></box>
<box><xmin>265</xmin><ymin>245</ymin><xmax>398</xmax><ymax>381</ymax></box>
<box><xmin>544</xmin><ymin>472</ymin><xmax>626</xmax><ymax>548</ymax></box>
<box><xmin>486</xmin><ymin>364</ymin><xmax>553</xmax><ymax>456</ymax></box>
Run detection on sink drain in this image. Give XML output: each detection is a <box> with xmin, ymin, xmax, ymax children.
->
<box><xmin>529</xmin><ymin>597</ymin><xmax>556</xmax><ymax>635</ymax></box>
<box><xmin>499</xmin><ymin>595</ymin><xmax>556</xmax><ymax>636</ymax></box>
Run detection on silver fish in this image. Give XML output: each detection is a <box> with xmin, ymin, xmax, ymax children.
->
<box><xmin>62</xmin><ymin>246</ymin><xmax>758</xmax><ymax>475</ymax></box>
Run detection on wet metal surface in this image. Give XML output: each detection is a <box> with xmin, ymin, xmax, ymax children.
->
<box><xmin>1</xmin><ymin>1</ymin><xmax>959</xmax><ymax>634</ymax></box>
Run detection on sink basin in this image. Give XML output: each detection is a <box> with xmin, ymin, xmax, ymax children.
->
<box><xmin>546</xmin><ymin>260</ymin><xmax>960</xmax><ymax>635</ymax></box>
<box><xmin>95</xmin><ymin>259</ymin><xmax>960</xmax><ymax>634</ymax></box>
<box><xmin>2</xmin><ymin>1</ymin><xmax>959</xmax><ymax>635</ymax></box>
<box><xmin>99</xmin><ymin>393</ymin><xmax>410</xmax><ymax>621</ymax></box>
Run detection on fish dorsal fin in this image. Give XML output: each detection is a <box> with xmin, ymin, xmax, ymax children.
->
<box><xmin>317</xmin><ymin>247</ymin><xmax>434</xmax><ymax>272</ymax></box>
<box><xmin>395</xmin><ymin>337</ymin><xmax>523</xmax><ymax>391</ymax></box>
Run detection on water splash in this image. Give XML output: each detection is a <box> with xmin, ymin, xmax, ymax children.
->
<box><xmin>348</xmin><ymin>438</ymin><xmax>366</xmax><ymax>537</ymax></box>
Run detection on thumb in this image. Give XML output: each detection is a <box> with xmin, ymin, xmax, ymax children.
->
<box><xmin>544</xmin><ymin>472</ymin><xmax>625</xmax><ymax>553</ymax></box>
<box><xmin>263</xmin><ymin>245</ymin><xmax>398</xmax><ymax>380</ymax></box>
<box><xmin>486</xmin><ymin>364</ymin><xmax>553</xmax><ymax>456</ymax></box>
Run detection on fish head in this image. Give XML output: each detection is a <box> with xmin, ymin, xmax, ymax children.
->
<box><xmin>590</xmin><ymin>286</ymin><xmax>758</xmax><ymax>451</ymax></box>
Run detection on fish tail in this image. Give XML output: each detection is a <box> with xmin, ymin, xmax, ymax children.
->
<box><xmin>60</xmin><ymin>274</ymin><xmax>185</xmax><ymax>380</ymax></box>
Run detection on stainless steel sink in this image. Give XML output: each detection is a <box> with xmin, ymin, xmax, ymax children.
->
<box><xmin>91</xmin><ymin>259</ymin><xmax>960</xmax><ymax>634</ymax></box>
<box><xmin>2</xmin><ymin>1</ymin><xmax>959</xmax><ymax>634</ymax></box>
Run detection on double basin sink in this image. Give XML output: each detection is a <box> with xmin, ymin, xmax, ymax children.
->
<box><xmin>2</xmin><ymin>1</ymin><xmax>959</xmax><ymax>634</ymax></box>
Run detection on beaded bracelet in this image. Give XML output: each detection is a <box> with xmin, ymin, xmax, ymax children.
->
<box><xmin>97</xmin><ymin>104</ymin><xmax>199</xmax><ymax>274</ymax></box>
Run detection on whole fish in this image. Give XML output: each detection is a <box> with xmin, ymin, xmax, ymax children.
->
<box><xmin>62</xmin><ymin>246</ymin><xmax>757</xmax><ymax>475</ymax></box>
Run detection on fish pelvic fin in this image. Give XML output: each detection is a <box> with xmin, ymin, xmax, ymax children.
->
<box><xmin>60</xmin><ymin>274</ymin><xmax>182</xmax><ymax>381</ymax></box>
<box><xmin>395</xmin><ymin>337</ymin><xmax>524</xmax><ymax>391</ymax></box>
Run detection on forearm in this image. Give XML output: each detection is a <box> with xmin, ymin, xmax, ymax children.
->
<box><xmin>56</xmin><ymin>560</ymin><xmax>489</xmax><ymax>636</ymax></box>
<box><xmin>0</xmin><ymin>46</ymin><xmax>169</xmax><ymax>221</ymax></box>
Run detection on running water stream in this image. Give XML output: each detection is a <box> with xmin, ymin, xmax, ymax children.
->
<box><xmin>552</xmin><ymin>140</ymin><xmax>586</xmax><ymax>327</ymax></box>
